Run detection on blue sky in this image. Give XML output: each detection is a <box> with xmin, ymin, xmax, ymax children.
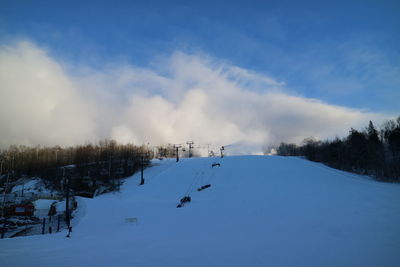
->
<box><xmin>1</xmin><ymin>0</ymin><xmax>399</xmax><ymax>112</ymax></box>
<box><xmin>0</xmin><ymin>0</ymin><xmax>399</xmax><ymax>149</ymax></box>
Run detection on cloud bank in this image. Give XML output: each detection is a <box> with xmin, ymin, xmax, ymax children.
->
<box><xmin>0</xmin><ymin>41</ymin><xmax>389</xmax><ymax>154</ymax></box>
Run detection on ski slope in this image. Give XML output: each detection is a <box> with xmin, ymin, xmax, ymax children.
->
<box><xmin>1</xmin><ymin>156</ymin><xmax>400</xmax><ymax>267</ymax></box>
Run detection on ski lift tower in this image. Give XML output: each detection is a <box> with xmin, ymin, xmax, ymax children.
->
<box><xmin>186</xmin><ymin>141</ymin><xmax>194</xmax><ymax>158</ymax></box>
<box><xmin>140</xmin><ymin>154</ymin><xmax>145</xmax><ymax>185</ymax></box>
<box><xmin>173</xmin><ymin>144</ymin><xmax>182</xmax><ymax>162</ymax></box>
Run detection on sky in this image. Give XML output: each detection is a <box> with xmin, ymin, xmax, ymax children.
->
<box><xmin>0</xmin><ymin>0</ymin><xmax>399</xmax><ymax>152</ymax></box>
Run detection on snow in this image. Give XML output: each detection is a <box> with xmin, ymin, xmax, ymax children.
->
<box><xmin>11</xmin><ymin>177</ymin><xmax>54</xmax><ymax>196</ymax></box>
<box><xmin>33</xmin><ymin>199</ymin><xmax>55</xmax><ymax>210</ymax></box>
<box><xmin>1</xmin><ymin>156</ymin><xmax>400</xmax><ymax>267</ymax></box>
<box><xmin>11</xmin><ymin>178</ymin><xmax>41</xmax><ymax>194</ymax></box>
<box><xmin>55</xmin><ymin>200</ymin><xmax>66</xmax><ymax>212</ymax></box>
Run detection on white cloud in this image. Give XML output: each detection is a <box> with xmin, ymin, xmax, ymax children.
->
<box><xmin>0</xmin><ymin>41</ymin><xmax>391</xmax><ymax>154</ymax></box>
<box><xmin>0</xmin><ymin>41</ymin><xmax>97</xmax><ymax>147</ymax></box>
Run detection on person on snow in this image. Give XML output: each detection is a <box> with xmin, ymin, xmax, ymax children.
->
<box><xmin>177</xmin><ymin>196</ymin><xmax>191</xmax><ymax>208</ymax></box>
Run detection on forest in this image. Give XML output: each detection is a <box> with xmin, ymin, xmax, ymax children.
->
<box><xmin>277</xmin><ymin>116</ymin><xmax>400</xmax><ymax>182</ymax></box>
<box><xmin>0</xmin><ymin>140</ymin><xmax>153</xmax><ymax>195</ymax></box>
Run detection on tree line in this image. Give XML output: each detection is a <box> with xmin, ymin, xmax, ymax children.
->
<box><xmin>277</xmin><ymin>116</ymin><xmax>400</xmax><ymax>182</ymax></box>
<box><xmin>0</xmin><ymin>140</ymin><xmax>152</xmax><ymax>194</ymax></box>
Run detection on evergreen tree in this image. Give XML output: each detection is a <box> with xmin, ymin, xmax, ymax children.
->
<box><xmin>347</xmin><ymin>128</ymin><xmax>368</xmax><ymax>171</ymax></box>
<box><xmin>366</xmin><ymin>121</ymin><xmax>384</xmax><ymax>176</ymax></box>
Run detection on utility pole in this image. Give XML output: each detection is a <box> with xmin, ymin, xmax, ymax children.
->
<box><xmin>220</xmin><ymin>146</ymin><xmax>225</xmax><ymax>158</ymax></box>
<box><xmin>186</xmin><ymin>141</ymin><xmax>194</xmax><ymax>158</ymax></box>
<box><xmin>174</xmin><ymin>144</ymin><xmax>182</xmax><ymax>162</ymax></box>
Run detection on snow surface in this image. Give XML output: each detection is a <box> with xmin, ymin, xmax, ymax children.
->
<box><xmin>1</xmin><ymin>156</ymin><xmax>400</xmax><ymax>267</ymax></box>
<box><xmin>11</xmin><ymin>178</ymin><xmax>40</xmax><ymax>194</ymax></box>
<box><xmin>33</xmin><ymin>199</ymin><xmax>55</xmax><ymax>210</ymax></box>
<box><xmin>33</xmin><ymin>199</ymin><xmax>67</xmax><ymax>218</ymax></box>
<box><xmin>11</xmin><ymin>177</ymin><xmax>54</xmax><ymax>196</ymax></box>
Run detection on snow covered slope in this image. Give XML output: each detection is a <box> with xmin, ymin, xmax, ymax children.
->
<box><xmin>1</xmin><ymin>156</ymin><xmax>400</xmax><ymax>267</ymax></box>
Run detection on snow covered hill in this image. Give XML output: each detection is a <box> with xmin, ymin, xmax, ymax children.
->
<box><xmin>1</xmin><ymin>156</ymin><xmax>400</xmax><ymax>267</ymax></box>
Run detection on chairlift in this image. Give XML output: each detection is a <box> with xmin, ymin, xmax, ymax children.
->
<box><xmin>197</xmin><ymin>184</ymin><xmax>211</xmax><ymax>192</ymax></box>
